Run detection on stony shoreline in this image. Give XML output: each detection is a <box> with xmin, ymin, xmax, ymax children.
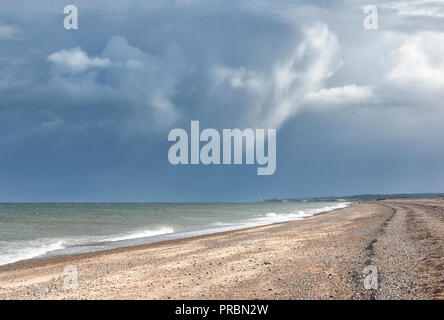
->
<box><xmin>0</xmin><ymin>199</ymin><xmax>442</xmax><ymax>299</ymax></box>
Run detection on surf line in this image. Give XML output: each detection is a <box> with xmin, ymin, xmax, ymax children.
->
<box><xmin>168</xmin><ymin>121</ymin><xmax>276</xmax><ymax>175</ymax></box>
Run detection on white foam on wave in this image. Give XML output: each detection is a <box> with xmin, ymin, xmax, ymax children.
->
<box><xmin>103</xmin><ymin>226</ymin><xmax>175</xmax><ymax>242</ymax></box>
<box><xmin>211</xmin><ymin>221</ymin><xmax>233</xmax><ymax>227</ymax></box>
<box><xmin>0</xmin><ymin>239</ymin><xmax>65</xmax><ymax>266</ymax></box>
<box><xmin>248</xmin><ymin>202</ymin><xmax>350</xmax><ymax>225</ymax></box>
<box><xmin>0</xmin><ymin>226</ymin><xmax>175</xmax><ymax>266</ymax></box>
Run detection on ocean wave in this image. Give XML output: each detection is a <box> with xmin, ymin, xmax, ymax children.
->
<box><xmin>102</xmin><ymin>226</ymin><xmax>175</xmax><ymax>242</ymax></box>
<box><xmin>0</xmin><ymin>226</ymin><xmax>175</xmax><ymax>266</ymax></box>
<box><xmin>0</xmin><ymin>203</ymin><xmax>349</xmax><ymax>266</ymax></box>
<box><xmin>250</xmin><ymin>202</ymin><xmax>350</xmax><ymax>225</ymax></box>
<box><xmin>211</xmin><ymin>221</ymin><xmax>233</xmax><ymax>227</ymax></box>
<box><xmin>0</xmin><ymin>239</ymin><xmax>65</xmax><ymax>266</ymax></box>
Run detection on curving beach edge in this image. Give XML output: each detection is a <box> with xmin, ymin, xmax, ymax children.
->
<box><xmin>0</xmin><ymin>199</ymin><xmax>442</xmax><ymax>300</ymax></box>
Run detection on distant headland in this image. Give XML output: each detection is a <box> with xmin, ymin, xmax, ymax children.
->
<box><xmin>259</xmin><ymin>193</ymin><xmax>444</xmax><ymax>203</ymax></box>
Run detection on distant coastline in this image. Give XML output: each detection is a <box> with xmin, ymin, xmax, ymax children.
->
<box><xmin>259</xmin><ymin>192</ymin><xmax>444</xmax><ymax>203</ymax></box>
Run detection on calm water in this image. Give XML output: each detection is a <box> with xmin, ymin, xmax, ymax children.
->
<box><xmin>0</xmin><ymin>202</ymin><xmax>349</xmax><ymax>265</ymax></box>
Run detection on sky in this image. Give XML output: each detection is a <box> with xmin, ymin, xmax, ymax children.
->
<box><xmin>1</xmin><ymin>0</ymin><xmax>444</xmax><ymax>202</ymax></box>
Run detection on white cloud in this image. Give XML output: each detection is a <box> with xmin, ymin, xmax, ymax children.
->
<box><xmin>211</xmin><ymin>66</ymin><xmax>266</xmax><ymax>92</ymax></box>
<box><xmin>44</xmin><ymin>37</ymin><xmax>183</xmax><ymax>136</ymax></box>
<box><xmin>382</xmin><ymin>0</ymin><xmax>444</xmax><ymax>18</ymax></box>
<box><xmin>212</xmin><ymin>24</ymin><xmax>374</xmax><ymax>128</ymax></box>
<box><xmin>31</xmin><ymin>118</ymin><xmax>65</xmax><ymax>134</ymax></box>
<box><xmin>306</xmin><ymin>85</ymin><xmax>374</xmax><ymax>106</ymax></box>
<box><xmin>0</xmin><ymin>20</ymin><xmax>23</xmax><ymax>40</ymax></box>
<box><xmin>48</xmin><ymin>48</ymin><xmax>112</xmax><ymax>73</ymax></box>
<box><xmin>387</xmin><ymin>32</ymin><xmax>444</xmax><ymax>90</ymax></box>
<box><xmin>349</xmin><ymin>0</ymin><xmax>444</xmax><ymax>19</ymax></box>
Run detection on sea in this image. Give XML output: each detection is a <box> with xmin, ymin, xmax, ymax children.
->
<box><xmin>0</xmin><ymin>201</ymin><xmax>349</xmax><ymax>266</ymax></box>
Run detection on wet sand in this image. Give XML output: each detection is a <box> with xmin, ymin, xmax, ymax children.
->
<box><xmin>0</xmin><ymin>199</ymin><xmax>442</xmax><ymax>300</ymax></box>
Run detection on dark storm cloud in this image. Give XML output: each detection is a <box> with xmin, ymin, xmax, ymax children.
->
<box><xmin>0</xmin><ymin>0</ymin><xmax>443</xmax><ymax>201</ymax></box>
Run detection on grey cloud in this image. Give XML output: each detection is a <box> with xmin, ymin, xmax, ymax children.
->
<box><xmin>0</xmin><ymin>0</ymin><xmax>440</xmax><ymax>137</ymax></box>
<box><xmin>0</xmin><ymin>0</ymin><xmax>444</xmax><ymax>201</ymax></box>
